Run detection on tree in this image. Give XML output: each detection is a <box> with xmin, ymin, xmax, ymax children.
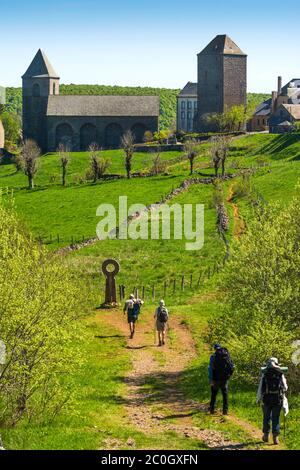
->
<box><xmin>20</xmin><ymin>139</ymin><xmax>40</xmax><ymax>189</ymax></box>
<box><xmin>0</xmin><ymin>111</ymin><xmax>21</xmax><ymax>149</ymax></box>
<box><xmin>209</xmin><ymin>193</ymin><xmax>300</xmax><ymax>384</ymax></box>
<box><xmin>150</xmin><ymin>153</ymin><xmax>167</xmax><ymax>175</ymax></box>
<box><xmin>121</xmin><ymin>131</ymin><xmax>135</xmax><ymax>179</ymax></box>
<box><xmin>0</xmin><ymin>203</ymin><xmax>83</xmax><ymax>424</ymax></box>
<box><xmin>210</xmin><ymin>135</ymin><xmax>232</xmax><ymax>177</ymax></box>
<box><xmin>58</xmin><ymin>143</ymin><xmax>70</xmax><ymax>187</ymax></box>
<box><xmin>88</xmin><ymin>143</ymin><xmax>110</xmax><ymax>182</ymax></box>
<box><xmin>185</xmin><ymin>139</ymin><xmax>198</xmax><ymax>175</ymax></box>
<box><xmin>210</xmin><ymin>137</ymin><xmax>222</xmax><ymax>177</ymax></box>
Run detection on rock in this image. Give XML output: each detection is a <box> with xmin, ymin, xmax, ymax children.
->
<box><xmin>126</xmin><ymin>437</ymin><xmax>136</xmax><ymax>448</ymax></box>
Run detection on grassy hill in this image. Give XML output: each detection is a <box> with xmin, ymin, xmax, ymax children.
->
<box><xmin>1</xmin><ymin>132</ymin><xmax>299</xmax><ymax>450</ymax></box>
<box><xmin>5</xmin><ymin>87</ymin><xmax>269</xmax><ymax>131</ymax></box>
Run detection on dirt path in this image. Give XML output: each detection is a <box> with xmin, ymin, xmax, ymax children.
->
<box><xmin>101</xmin><ymin>308</ymin><xmax>276</xmax><ymax>450</ymax></box>
<box><xmin>227</xmin><ymin>186</ymin><xmax>246</xmax><ymax>239</ymax></box>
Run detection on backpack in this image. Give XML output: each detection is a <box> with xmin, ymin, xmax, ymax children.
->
<box><xmin>133</xmin><ymin>302</ymin><xmax>141</xmax><ymax>317</ymax></box>
<box><xmin>262</xmin><ymin>369</ymin><xmax>284</xmax><ymax>406</ymax></box>
<box><xmin>213</xmin><ymin>347</ymin><xmax>234</xmax><ymax>381</ymax></box>
<box><xmin>157</xmin><ymin>307</ymin><xmax>169</xmax><ymax>323</ymax></box>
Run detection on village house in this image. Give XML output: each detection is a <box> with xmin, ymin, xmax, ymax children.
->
<box><xmin>250</xmin><ymin>77</ymin><xmax>300</xmax><ymax>133</ymax></box>
<box><xmin>176</xmin><ymin>82</ymin><xmax>197</xmax><ymax>133</ymax></box>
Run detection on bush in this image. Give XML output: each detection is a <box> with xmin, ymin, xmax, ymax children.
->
<box><xmin>209</xmin><ymin>190</ymin><xmax>300</xmax><ymax>386</ymax></box>
<box><xmin>0</xmin><ymin>202</ymin><xmax>84</xmax><ymax>424</ymax></box>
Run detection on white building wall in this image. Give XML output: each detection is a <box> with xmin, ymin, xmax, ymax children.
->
<box><xmin>177</xmin><ymin>97</ymin><xmax>197</xmax><ymax>132</ymax></box>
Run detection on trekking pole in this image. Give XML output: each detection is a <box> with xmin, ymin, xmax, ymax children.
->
<box><xmin>283</xmin><ymin>414</ymin><xmax>286</xmax><ymax>440</ymax></box>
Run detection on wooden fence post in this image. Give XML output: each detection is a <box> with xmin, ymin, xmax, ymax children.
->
<box><xmin>57</xmin><ymin>234</ymin><xmax>60</xmax><ymax>243</ymax></box>
<box><xmin>173</xmin><ymin>279</ymin><xmax>176</xmax><ymax>294</ymax></box>
<box><xmin>152</xmin><ymin>285</ymin><xmax>155</xmax><ymax>301</ymax></box>
<box><xmin>181</xmin><ymin>276</ymin><xmax>185</xmax><ymax>291</ymax></box>
<box><xmin>190</xmin><ymin>274</ymin><xmax>193</xmax><ymax>288</ymax></box>
<box><xmin>142</xmin><ymin>286</ymin><xmax>145</xmax><ymax>300</ymax></box>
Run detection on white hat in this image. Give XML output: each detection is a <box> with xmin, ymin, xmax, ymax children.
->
<box><xmin>159</xmin><ymin>299</ymin><xmax>165</xmax><ymax>306</ymax></box>
<box><xmin>130</xmin><ymin>294</ymin><xmax>135</xmax><ymax>299</ymax></box>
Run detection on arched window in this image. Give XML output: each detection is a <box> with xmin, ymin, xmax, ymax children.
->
<box><xmin>55</xmin><ymin>123</ymin><xmax>74</xmax><ymax>150</ymax></box>
<box><xmin>32</xmin><ymin>83</ymin><xmax>40</xmax><ymax>97</ymax></box>
<box><xmin>80</xmin><ymin>123</ymin><xmax>97</xmax><ymax>150</ymax></box>
<box><xmin>131</xmin><ymin>123</ymin><xmax>147</xmax><ymax>144</ymax></box>
<box><xmin>105</xmin><ymin>123</ymin><xmax>123</xmax><ymax>149</ymax></box>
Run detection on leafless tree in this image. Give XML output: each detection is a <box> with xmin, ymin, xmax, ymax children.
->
<box><xmin>121</xmin><ymin>131</ymin><xmax>135</xmax><ymax>179</ymax></box>
<box><xmin>185</xmin><ymin>139</ymin><xmax>198</xmax><ymax>175</ymax></box>
<box><xmin>20</xmin><ymin>139</ymin><xmax>40</xmax><ymax>189</ymax></box>
<box><xmin>151</xmin><ymin>153</ymin><xmax>167</xmax><ymax>175</ymax></box>
<box><xmin>88</xmin><ymin>143</ymin><xmax>110</xmax><ymax>182</ymax></box>
<box><xmin>89</xmin><ymin>143</ymin><xmax>101</xmax><ymax>183</ymax></box>
<box><xmin>210</xmin><ymin>136</ymin><xmax>232</xmax><ymax>177</ymax></box>
<box><xmin>58</xmin><ymin>143</ymin><xmax>70</xmax><ymax>187</ymax></box>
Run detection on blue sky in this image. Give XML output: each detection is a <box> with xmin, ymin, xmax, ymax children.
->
<box><xmin>1</xmin><ymin>0</ymin><xmax>299</xmax><ymax>92</ymax></box>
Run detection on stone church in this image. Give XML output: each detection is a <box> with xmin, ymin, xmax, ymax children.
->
<box><xmin>22</xmin><ymin>50</ymin><xmax>159</xmax><ymax>152</ymax></box>
<box><xmin>177</xmin><ymin>35</ymin><xmax>247</xmax><ymax>132</ymax></box>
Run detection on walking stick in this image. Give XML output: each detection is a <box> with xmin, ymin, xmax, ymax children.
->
<box><xmin>283</xmin><ymin>413</ymin><xmax>286</xmax><ymax>440</ymax></box>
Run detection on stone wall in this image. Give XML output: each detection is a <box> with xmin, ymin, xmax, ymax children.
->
<box><xmin>46</xmin><ymin>115</ymin><xmax>158</xmax><ymax>151</ymax></box>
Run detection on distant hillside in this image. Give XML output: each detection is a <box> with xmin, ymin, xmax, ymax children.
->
<box><xmin>5</xmin><ymin>86</ymin><xmax>269</xmax><ymax>130</ymax></box>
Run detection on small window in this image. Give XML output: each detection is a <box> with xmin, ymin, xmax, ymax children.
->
<box><xmin>187</xmin><ymin>101</ymin><xmax>192</xmax><ymax>109</ymax></box>
<box><xmin>194</xmin><ymin>101</ymin><xmax>197</xmax><ymax>109</ymax></box>
<box><xmin>181</xmin><ymin>111</ymin><xmax>185</xmax><ymax>119</ymax></box>
<box><xmin>188</xmin><ymin>112</ymin><xmax>192</xmax><ymax>119</ymax></box>
<box><xmin>181</xmin><ymin>101</ymin><xmax>185</xmax><ymax>109</ymax></box>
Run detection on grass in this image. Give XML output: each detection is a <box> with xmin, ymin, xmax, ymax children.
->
<box><xmin>1</xmin><ymin>132</ymin><xmax>300</xmax><ymax>449</ymax></box>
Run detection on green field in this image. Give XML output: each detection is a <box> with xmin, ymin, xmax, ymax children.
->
<box><xmin>1</xmin><ymin>132</ymin><xmax>300</xmax><ymax>450</ymax></box>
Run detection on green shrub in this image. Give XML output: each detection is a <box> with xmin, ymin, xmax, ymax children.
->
<box><xmin>0</xmin><ymin>202</ymin><xmax>83</xmax><ymax>424</ymax></box>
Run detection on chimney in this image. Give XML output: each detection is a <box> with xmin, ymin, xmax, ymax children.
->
<box><xmin>278</xmin><ymin>76</ymin><xmax>282</xmax><ymax>95</ymax></box>
<box><xmin>272</xmin><ymin>91</ymin><xmax>278</xmax><ymax>113</ymax></box>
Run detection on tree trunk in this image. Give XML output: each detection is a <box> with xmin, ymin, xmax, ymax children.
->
<box><xmin>222</xmin><ymin>160</ymin><xmax>225</xmax><ymax>177</ymax></box>
<box><xmin>28</xmin><ymin>176</ymin><xmax>34</xmax><ymax>189</ymax></box>
<box><xmin>190</xmin><ymin>158</ymin><xmax>193</xmax><ymax>175</ymax></box>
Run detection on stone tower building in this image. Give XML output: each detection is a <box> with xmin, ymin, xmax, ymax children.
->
<box><xmin>22</xmin><ymin>50</ymin><xmax>60</xmax><ymax>151</ymax></box>
<box><xmin>197</xmin><ymin>35</ymin><xmax>247</xmax><ymax>131</ymax></box>
<box><xmin>22</xmin><ymin>50</ymin><xmax>159</xmax><ymax>152</ymax></box>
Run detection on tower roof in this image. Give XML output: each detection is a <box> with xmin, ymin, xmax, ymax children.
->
<box><xmin>198</xmin><ymin>35</ymin><xmax>246</xmax><ymax>56</ymax></box>
<box><xmin>22</xmin><ymin>49</ymin><xmax>59</xmax><ymax>79</ymax></box>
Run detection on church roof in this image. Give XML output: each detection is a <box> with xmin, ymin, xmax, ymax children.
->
<box><xmin>22</xmin><ymin>49</ymin><xmax>59</xmax><ymax>79</ymax></box>
<box><xmin>178</xmin><ymin>82</ymin><xmax>197</xmax><ymax>97</ymax></box>
<box><xmin>198</xmin><ymin>35</ymin><xmax>246</xmax><ymax>56</ymax></box>
<box><xmin>46</xmin><ymin>95</ymin><xmax>160</xmax><ymax>117</ymax></box>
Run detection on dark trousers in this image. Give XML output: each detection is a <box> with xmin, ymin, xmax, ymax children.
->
<box><xmin>210</xmin><ymin>380</ymin><xmax>228</xmax><ymax>412</ymax></box>
<box><xmin>263</xmin><ymin>404</ymin><xmax>282</xmax><ymax>436</ymax></box>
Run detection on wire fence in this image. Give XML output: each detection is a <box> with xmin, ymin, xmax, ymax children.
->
<box><xmin>116</xmin><ymin>252</ymin><xmax>229</xmax><ymax>304</ymax></box>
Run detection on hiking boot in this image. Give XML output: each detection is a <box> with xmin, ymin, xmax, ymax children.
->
<box><xmin>262</xmin><ymin>433</ymin><xmax>269</xmax><ymax>443</ymax></box>
<box><xmin>158</xmin><ymin>341</ymin><xmax>162</xmax><ymax>347</ymax></box>
<box><xmin>162</xmin><ymin>340</ymin><xmax>165</xmax><ymax>346</ymax></box>
<box><xmin>273</xmin><ymin>435</ymin><xmax>279</xmax><ymax>445</ymax></box>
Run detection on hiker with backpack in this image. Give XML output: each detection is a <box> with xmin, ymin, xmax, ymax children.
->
<box><xmin>154</xmin><ymin>300</ymin><xmax>169</xmax><ymax>347</ymax></box>
<box><xmin>123</xmin><ymin>294</ymin><xmax>144</xmax><ymax>339</ymax></box>
<box><xmin>257</xmin><ymin>357</ymin><xmax>288</xmax><ymax>445</ymax></box>
<box><xmin>208</xmin><ymin>344</ymin><xmax>234</xmax><ymax>415</ymax></box>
